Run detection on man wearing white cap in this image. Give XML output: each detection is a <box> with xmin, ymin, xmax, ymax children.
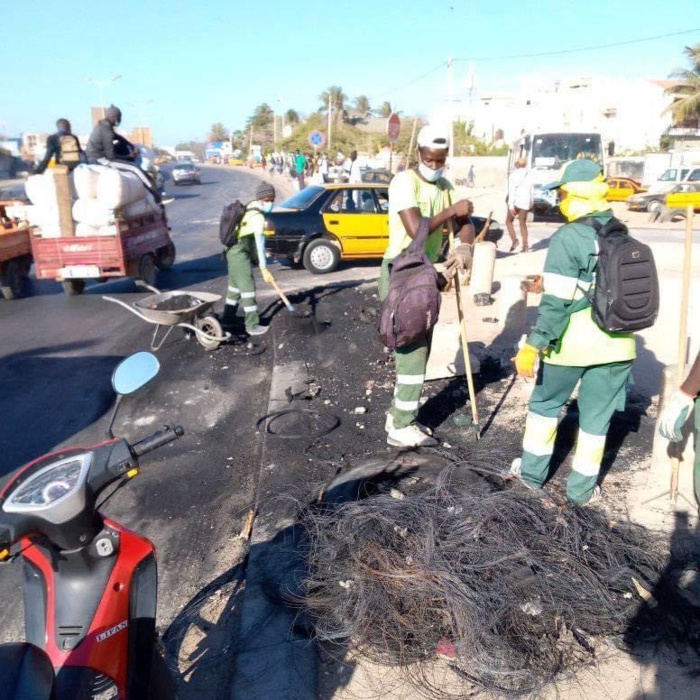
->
<box><xmin>380</xmin><ymin>124</ymin><xmax>475</xmax><ymax>447</ymax></box>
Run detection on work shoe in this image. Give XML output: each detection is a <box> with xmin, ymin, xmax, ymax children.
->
<box><xmin>385</xmin><ymin>413</ymin><xmax>433</xmax><ymax>436</ymax></box>
<box><xmin>246</xmin><ymin>324</ymin><xmax>270</xmax><ymax>336</ymax></box>
<box><xmin>387</xmin><ymin>423</ymin><xmax>438</xmax><ymax>448</ymax></box>
<box><xmin>584</xmin><ymin>485</ymin><xmax>602</xmax><ymax>505</ymax></box>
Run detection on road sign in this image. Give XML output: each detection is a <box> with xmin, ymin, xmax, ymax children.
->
<box><xmin>387</xmin><ymin>113</ymin><xmax>401</xmax><ymax>143</ymax></box>
<box><xmin>308</xmin><ymin>130</ymin><xmax>326</xmax><ymax>149</ymax></box>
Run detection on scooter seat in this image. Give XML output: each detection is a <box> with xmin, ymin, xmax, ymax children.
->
<box><xmin>0</xmin><ymin>643</ymin><xmax>55</xmax><ymax>699</ymax></box>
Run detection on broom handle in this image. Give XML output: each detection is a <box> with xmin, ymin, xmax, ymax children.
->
<box><xmin>670</xmin><ymin>205</ymin><xmax>694</xmax><ymax>501</ymax></box>
<box><xmin>447</xmin><ymin>216</ymin><xmax>480</xmax><ymax>434</ymax></box>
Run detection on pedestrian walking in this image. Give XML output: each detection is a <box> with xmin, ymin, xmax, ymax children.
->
<box><xmin>294</xmin><ymin>149</ymin><xmax>306</xmax><ymax>188</ymax></box>
<box><xmin>658</xmin><ymin>349</ymin><xmax>700</xmax><ymax>508</ymax></box>
<box><xmin>380</xmin><ymin>125</ymin><xmax>475</xmax><ymax>447</ymax></box>
<box><xmin>34</xmin><ymin>118</ymin><xmax>84</xmax><ymax>174</ymax></box>
<box><xmin>222</xmin><ymin>182</ymin><xmax>276</xmax><ymax>336</ymax></box>
<box><xmin>509</xmin><ymin>159</ymin><xmax>636</xmax><ymax>505</ymax></box>
<box><xmin>467</xmin><ymin>164</ymin><xmax>475</xmax><ymax>187</ymax></box>
<box><xmin>506</xmin><ymin>158</ymin><xmax>533</xmax><ymax>252</ymax></box>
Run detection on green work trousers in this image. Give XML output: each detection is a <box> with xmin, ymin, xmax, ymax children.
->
<box><xmin>379</xmin><ymin>259</ymin><xmax>432</xmax><ymax>430</ymax></box>
<box><xmin>225</xmin><ymin>236</ymin><xmax>259</xmax><ymax>329</ymax></box>
<box><xmin>520</xmin><ymin>360</ymin><xmax>633</xmax><ymax>504</ymax></box>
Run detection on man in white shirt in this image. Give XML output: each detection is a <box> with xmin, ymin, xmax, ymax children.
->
<box><xmin>506</xmin><ymin>158</ymin><xmax>533</xmax><ymax>252</ymax></box>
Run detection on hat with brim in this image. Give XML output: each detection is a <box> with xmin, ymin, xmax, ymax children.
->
<box><xmin>542</xmin><ymin>158</ymin><xmax>602</xmax><ymax>190</ymax></box>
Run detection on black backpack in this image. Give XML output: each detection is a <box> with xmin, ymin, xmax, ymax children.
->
<box><xmin>378</xmin><ymin>217</ymin><xmax>441</xmax><ymax>349</ymax></box>
<box><xmin>219</xmin><ymin>201</ymin><xmax>261</xmax><ymax>249</ymax></box>
<box><xmin>580</xmin><ymin>216</ymin><xmax>659</xmax><ymax>333</ymax></box>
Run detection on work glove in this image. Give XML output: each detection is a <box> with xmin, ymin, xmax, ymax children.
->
<box><xmin>658</xmin><ymin>390</ymin><xmax>696</xmax><ymax>442</ymax></box>
<box><xmin>513</xmin><ymin>343</ymin><xmax>540</xmax><ymax>379</ymax></box>
<box><xmin>261</xmin><ymin>268</ymin><xmax>274</xmax><ymax>284</ymax></box>
<box><xmin>443</xmin><ymin>244</ymin><xmax>472</xmax><ymax>282</ymax></box>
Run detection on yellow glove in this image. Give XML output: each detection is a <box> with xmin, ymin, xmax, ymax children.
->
<box><xmin>261</xmin><ymin>268</ymin><xmax>274</xmax><ymax>284</ymax></box>
<box><xmin>513</xmin><ymin>343</ymin><xmax>540</xmax><ymax>378</ymax></box>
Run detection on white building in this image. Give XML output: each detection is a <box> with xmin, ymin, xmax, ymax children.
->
<box><xmin>445</xmin><ymin>76</ymin><xmax>675</xmax><ymax>154</ymax></box>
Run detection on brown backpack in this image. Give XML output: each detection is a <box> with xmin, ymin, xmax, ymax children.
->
<box><xmin>58</xmin><ymin>134</ymin><xmax>82</xmax><ymax>170</ymax></box>
<box><xmin>378</xmin><ymin>217</ymin><xmax>441</xmax><ymax>349</ymax></box>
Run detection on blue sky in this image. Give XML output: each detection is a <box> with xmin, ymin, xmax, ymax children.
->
<box><xmin>1</xmin><ymin>0</ymin><xmax>698</xmax><ymax>145</ymax></box>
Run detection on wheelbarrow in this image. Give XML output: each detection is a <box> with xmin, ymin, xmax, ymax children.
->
<box><xmin>104</xmin><ymin>287</ymin><xmax>230</xmax><ymax>351</ymax></box>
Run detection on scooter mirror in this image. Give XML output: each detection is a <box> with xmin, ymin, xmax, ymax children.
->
<box><xmin>112</xmin><ymin>352</ymin><xmax>160</xmax><ymax>396</ymax></box>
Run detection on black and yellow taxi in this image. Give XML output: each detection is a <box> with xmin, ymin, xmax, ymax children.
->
<box><xmin>266</xmin><ymin>183</ymin><xmax>502</xmax><ymax>274</ymax></box>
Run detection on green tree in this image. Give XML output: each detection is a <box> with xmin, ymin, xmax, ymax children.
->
<box><xmin>208</xmin><ymin>122</ymin><xmax>228</xmax><ymax>142</ymax></box>
<box><xmin>378</xmin><ymin>101</ymin><xmax>393</xmax><ymax>118</ymax></box>
<box><xmin>285</xmin><ymin>108</ymin><xmax>300</xmax><ymax>125</ymax></box>
<box><xmin>248</xmin><ymin>103</ymin><xmax>274</xmax><ymax>129</ymax></box>
<box><xmin>319</xmin><ymin>86</ymin><xmax>348</xmax><ymax>124</ymax></box>
<box><xmin>668</xmin><ymin>44</ymin><xmax>700</xmax><ymax>122</ymax></box>
<box><xmin>353</xmin><ymin>95</ymin><xmax>371</xmax><ymax>117</ymax></box>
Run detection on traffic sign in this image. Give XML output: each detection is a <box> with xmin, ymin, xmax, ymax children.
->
<box><xmin>308</xmin><ymin>130</ymin><xmax>326</xmax><ymax>149</ymax></box>
<box><xmin>387</xmin><ymin>113</ymin><xmax>401</xmax><ymax>143</ymax></box>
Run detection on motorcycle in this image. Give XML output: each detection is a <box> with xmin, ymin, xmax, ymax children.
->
<box><xmin>0</xmin><ymin>351</ymin><xmax>183</xmax><ymax>699</ymax></box>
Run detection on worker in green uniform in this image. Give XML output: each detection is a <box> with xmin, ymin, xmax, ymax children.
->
<box><xmin>510</xmin><ymin>159</ymin><xmax>636</xmax><ymax>505</ymax></box>
<box><xmin>658</xmin><ymin>349</ymin><xmax>700</xmax><ymax>509</ymax></box>
<box><xmin>380</xmin><ymin>125</ymin><xmax>474</xmax><ymax>448</ymax></box>
<box><xmin>222</xmin><ymin>182</ymin><xmax>275</xmax><ymax>336</ymax></box>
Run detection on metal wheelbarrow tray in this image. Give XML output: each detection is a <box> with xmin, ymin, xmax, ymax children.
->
<box><xmin>104</xmin><ymin>289</ymin><xmax>229</xmax><ymax>351</ymax></box>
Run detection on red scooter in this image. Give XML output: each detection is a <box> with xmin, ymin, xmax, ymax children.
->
<box><xmin>0</xmin><ymin>352</ymin><xmax>183</xmax><ymax>699</ymax></box>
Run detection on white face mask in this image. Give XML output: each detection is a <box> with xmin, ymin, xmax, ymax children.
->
<box><xmin>418</xmin><ymin>160</ymin><xmax>445</xmax><ymax>183</ymax></box>
<box><xmin>263</xmin><ymin>201</ymin><xmax>274</xmax><ymax>213</ymax></box>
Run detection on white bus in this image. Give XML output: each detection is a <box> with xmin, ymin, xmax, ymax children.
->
<box><xmin>508</xmin><ymin>131</ymin><xmax>605</xmax><ymax>219</ymax></box>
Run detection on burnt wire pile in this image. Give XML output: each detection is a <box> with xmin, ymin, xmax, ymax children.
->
<box><xmin>301</xmin><ymin>467</ymin><xmax>670</xmax><ymax>697</ymax></box>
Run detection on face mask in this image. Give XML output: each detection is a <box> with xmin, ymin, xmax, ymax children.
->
<box><xmin>418</xmin><ymin>160</ymin><xmax>445</xmax><ymax>183</ymax></box>
<box><xmin>263</xmin><ymin>202</ymin><xmax>274</xmax><ymax>213</ymax></box>
<box><xmin>57</xmin><ymin>129</ymin><xmax>67</xmax><ymax>135</ymax></box>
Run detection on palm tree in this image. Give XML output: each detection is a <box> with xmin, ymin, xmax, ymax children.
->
<box><xmin>353</xmin><ymin>95</ymin><xmax>371</xmax><ymax>117</ymax></box>
<box><xmin>378</xmin><ymin>101</ymin><xmax>393</xmax><ymax>118</ymax></box>
<box><xmin>668</xmin><ymin>44</ymin><xmax>700</xmax><ymax>123</ymax></box>
<box><xmin>319</xmin><ymin>86</ymin><xmax>348</xmax><ymax>123</ymax></box>
<box><xmin>209</xmin><ymin>122</ymin><xmax>228</xmax><ymax>142</ymax></box>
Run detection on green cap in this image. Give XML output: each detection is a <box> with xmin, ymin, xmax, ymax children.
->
<box><xmin>542</xmin><ymin>158</ymin><xmax>602</xmax><ymax>190</ymax></box>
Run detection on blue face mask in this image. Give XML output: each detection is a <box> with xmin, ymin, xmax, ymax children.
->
<box><xmin>263</xmin><ymin>202</ymin><xmax>274</xmax><ymax>213</ymax></box>
<box><xmin>57</xmin><ymin>129</ymin><xmax>67</xmax><ymax>135</ymax></box>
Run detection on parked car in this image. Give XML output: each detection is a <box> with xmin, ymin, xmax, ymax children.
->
<box><xmin>171</xmin><ymin>162</ymin><xmax>201</xmax><ymax>185</ymax></box>
<box><xmin>606</xmin><ymin>177</ymin><xmax>645</xmax><ymax>202</ymax></box>
<box><xmin>265</xmin><ymin>184</ymin><xmax>503</xmax><ymax>274</ymax></box>
<box><xmin>665</xmin><ymin>181</ymin><xmax>700</xmax><ymax>212</ymax></box>
<box><xmin>626</xmin><ymin>190</ymin><xmax>668</xmax><ymax>213</ymax></box>
<box><xmin>361</xmin><ymin>168</ymin><xmax>394</xmax><ymax>184</ymax></box>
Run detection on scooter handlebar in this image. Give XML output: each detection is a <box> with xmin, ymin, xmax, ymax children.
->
<box><xmin>131</xmin><ymin>425</ymin><xmax>184</xmax><ymax>458</ymax></box>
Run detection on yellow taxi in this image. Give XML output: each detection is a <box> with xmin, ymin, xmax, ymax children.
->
<box><xmin>665</xmin><ymin>182</ymin><xmax>700</xmax><ymax>212</ymax></box>
<box><xmin>606</xmin><ymin>177</ymin><xmax>645</xmax><ymax>202</ymax></box>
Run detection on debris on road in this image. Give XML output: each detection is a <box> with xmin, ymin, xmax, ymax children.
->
<box><xmin>238</xmin><ymin>508</ymin><xmax>256</xmax><ymax>541</ymax></box>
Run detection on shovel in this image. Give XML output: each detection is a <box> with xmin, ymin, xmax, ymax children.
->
<box><xmin>265</xmin><ymin>275</ymin><xmax>307</xmax><ymax>318</ymax></box>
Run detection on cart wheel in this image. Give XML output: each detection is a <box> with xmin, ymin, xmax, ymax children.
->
<box><xmin>1</xmin><ymin>259</ymin><xmax>26</xmax><ymax>300</ymax></box>
<box><xmin>196</xmin><ymin>315</ymin><xmax>223</xmax><ymax>351</ymax></box>
<box><xmin>61</xmin><ymin>278</ymin><xmax>86</xmax><ymax>296</ymax></box>
<box><xmin>155</xmin><ymin>242</ymin><xmax>176</xmax><ymax>270</ymax></box>
<box><xmin>139</xmin><ymin>254</ymin><xmax>158</xmax><ymax>286</ymax></box>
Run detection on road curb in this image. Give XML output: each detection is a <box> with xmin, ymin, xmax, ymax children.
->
<box><xmin>230</xmin><ymin>354</ymin><xmax>317</xmax><ymax>699</ymax></box>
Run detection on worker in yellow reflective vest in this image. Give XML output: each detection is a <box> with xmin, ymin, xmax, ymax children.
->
<box><xmin>509</xmin><ymin>159</ymin><xmax>635</xmax><ymax>505</ymax></box>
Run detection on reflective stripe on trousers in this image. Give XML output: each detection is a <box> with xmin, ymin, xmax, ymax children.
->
<box><xmin>225</xmin><ymin>237</ymin><xmax>259</xmax><ymax>329</ymax></box>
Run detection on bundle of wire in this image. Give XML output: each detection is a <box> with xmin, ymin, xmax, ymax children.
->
<box><xmin>301</xmin><ymin>466</ymin><xmax>669</xmax><ymax>697</ymax></box>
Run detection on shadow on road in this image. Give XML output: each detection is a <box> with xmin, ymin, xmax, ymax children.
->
<box><xmin>0</xmin><ymin>341</ymin><xmax>119</xmax><ymax>476</ymax></box>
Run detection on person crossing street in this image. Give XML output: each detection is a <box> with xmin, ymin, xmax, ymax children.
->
<box><xmin>222</xmin><ymin>182</ymin><xmax>276</xmax><ymax>336</ymax></box>
<box><xmin>510</xmin><ymin>159</ymin><xmax>636</xmax><ymax>505</ymax></box>
<box><xmin>380</xmin><ymin>125</ymin><xmax>474</xmax><ymax>447</ymax></box>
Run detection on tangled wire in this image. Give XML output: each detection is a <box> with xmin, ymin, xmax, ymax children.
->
<box><xmin>300</xmin><ymin>466</ymin><xmax>671</xmax><ymax>697</ymax></box>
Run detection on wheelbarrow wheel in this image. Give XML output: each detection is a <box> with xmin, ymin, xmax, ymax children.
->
<box><xmin>196</xmin><ymin>315</ymin><xmax>223</xmax><ymax>351</ymax></box>
<box><xmin>61</xmin><ymin>278</ymin><xmax>86</xmax><ymax>296</ymax></box>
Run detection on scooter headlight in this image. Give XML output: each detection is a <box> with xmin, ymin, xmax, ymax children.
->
<box><xmin>3</xmin><ymin>453</ymin><xmax>92</xmax><ymax>514</ymax></box>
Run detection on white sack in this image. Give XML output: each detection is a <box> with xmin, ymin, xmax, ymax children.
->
<box><xmin>73</xmin><ymin>164</ymin><xmax>103</xmax><ymax>200</ymax></box>
<box><xmin>25</xmin><ymin>174</ymin><xmax>58</xmax><ymax>208</ymax></box>
<box><xmin>97</xmin><ymin>224</ymin><xmax>119</xmax><ymax>236</ymax></box>
<box><xmin>75</xmin><ymin>223</ymin><xmax>99</xmax><ymax>237</ymax></box>
<box><xmin>72</xmin><ymin>199</ymin><xmax>116</xmax><ymax>228</ymax></box>
<box><xmin>97</xmin><ymin>169</ymin><xmax>148</xmax><ymax>209</ymax></box>
<box><xmin>122</xmin><ymin>195</ymin><xmax>159</xmax><ymax>219</ymax></box>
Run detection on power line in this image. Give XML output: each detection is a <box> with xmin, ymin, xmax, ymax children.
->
<box><xmin>454</xmin><ymin>28</ymin><xmax>700</xmax><ymax>63</ymax></box>
<box><xmin>369</xmin><ymin>61</ymin><xmax>447</xmax><ymax>102</ymax></box>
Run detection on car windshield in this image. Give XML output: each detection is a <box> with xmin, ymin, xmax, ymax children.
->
<box><xmin>531</xmin><ymin>133</ymin><xmax>603</xmax><ymax>170</ymax></box>
<box><xmin>175</xmin><ymin>163</ymin><xmax>195</xmax><ymax>170</ymax></box>
<box><xmin>279</xmin><ymin>186</ymin><xmax>325</xmax><ymax>210</ymax></box>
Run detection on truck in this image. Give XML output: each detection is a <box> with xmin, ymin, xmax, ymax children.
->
<box><xmin>0</xmin><ymin>201</ymin><xmax>32</xmax><ymax>300</ymax></box>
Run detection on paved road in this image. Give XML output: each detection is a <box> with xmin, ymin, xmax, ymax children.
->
<box><xmin>0</xmin><ymin>165</ymin><xmax>288</xmax><ymax>697</ymax></box>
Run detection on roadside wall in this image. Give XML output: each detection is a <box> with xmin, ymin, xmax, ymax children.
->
<box><xmin>447</xmin><ymin>156</ymin><xmax>507</xmax><ymax>188</ymax></box>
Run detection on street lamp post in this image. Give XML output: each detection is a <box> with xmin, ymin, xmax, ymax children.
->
<box><xmin>87</xmin><ymin>75</ymin><xmax>122</xmax><ymax>118</ymax></box>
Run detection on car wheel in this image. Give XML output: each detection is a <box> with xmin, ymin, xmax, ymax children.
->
<box><xmin>647</xmin><ymin>200</ymin><xmax>662</xmax><ymax>213</ymax></box>
<box><xmin>303</xmin><ymin>238</ymin><xmax>340</xmax><ymax>274</ymax></box>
